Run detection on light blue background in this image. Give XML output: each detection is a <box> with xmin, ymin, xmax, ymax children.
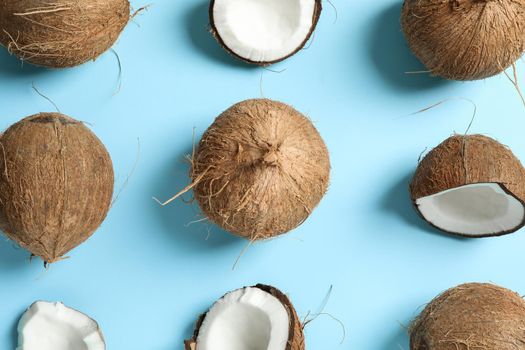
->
<box><xmin>1</xmin><ymin>0</ymin><xmax>525</xmax><ymax>349</ymax></box>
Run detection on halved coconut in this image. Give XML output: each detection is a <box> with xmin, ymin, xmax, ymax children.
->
<box><xmin>210</xmin><ymin>0</ymin><xmax>322</xmax><ymax>65</ymax></box>
<box><xmin>17</xmin><ymin>301</ymin><xmax>105</xmax><ymax>350</ymax></box>
<box><xmin>410</xmin><ymin>134</ymin><xmax>525</xmax><ymax>237</ymax></box>
<box><xmin>185</xmin><ymin>284</ymin><xmax>304</xmax><ymax>350</ymax></box>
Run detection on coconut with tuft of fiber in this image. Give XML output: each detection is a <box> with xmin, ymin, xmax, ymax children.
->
<box><xmin>17</xmin><ymin>301</ymin><xmax>105</xmax><ymax>350</ymax></box>
<box><xmin>160</xmin><ymin>98</ymin><xmax>330</xmax><ymax>240</ymax></box>
<box><xmin>411</xmin><ymin>283</ymin><xmax>525</xmax><ymax>350</ymax></box>
<box><xmin>0</xmin><ymin>113</ymin><xmax>114</xmax><ymax>264</ymax></box>
<box><xmin>0</xmin><ymin>0</ymin><xmax>132</xmax><ymax>68</ymax></box>
<box><xmin>410</xmin><ymin>135</ymin><xmax>525</xmax><ymax>237</ymax></box>
<box><xmin>401</xmin><ymin>0</ymin><xmax>525</xmax><ymax>80</ymax></box>
<box><xmin>410</xmin><ymin>134</ymin><xmax>525</xmax><ymax>237</ymax></box>
<box><xmin>210</xmin><ymin>0</ymin><xmax>322</xmax><ymax>65</ymax></box>
<box><xmin>185</xmin><ymin>284</ymin><xmax>304</xmax><ymax>350</ymax></box>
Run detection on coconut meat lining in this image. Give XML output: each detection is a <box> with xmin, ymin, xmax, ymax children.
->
<box><xmin>17</xmin><ymin>301</ymin><xmax>104</xmax><ymax>350</ymax></box>
<box><xmin>196</xmin><ymin>287</ymin><xmax>290</xmax><ymax>350</ymax></box>
<box><xmin>213</xmin><ymin>0</ymin><xmax>316</xmax><ymax>62</ymax></box>
<box><xmin>416</xmin><ymin>183</ymin><xmax>524</xmax><ymax>235</ymax></box>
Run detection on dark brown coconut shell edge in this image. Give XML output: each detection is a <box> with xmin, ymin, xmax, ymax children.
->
<box><xmin>410</xmin><ymin>182</ymin><xmax>525</xmax><ymax>238</ymax></box>
<box><xmin>208</xmin><ymin>0</ymin><xmax>322</xmax><ymax>66</ymax></box>
<box><xmin>184</xmin><ymin>284</ymin><xmax>305</xmax><ymax>350</ymax></box>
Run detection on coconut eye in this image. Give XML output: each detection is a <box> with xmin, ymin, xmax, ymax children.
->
<box><xmin>210</xmin><ymin>0</ymin><xmax>321</xmax><ymax>64</ymax></box>
<box><xmin>17</xmin><ymin>302</ymin><xmax>105</xmax><ymax>350</ymax></box>
<box><xmin>186</xmin><ymin>285</ymin><xmax>303</xmax><ymax>350</ymax></box>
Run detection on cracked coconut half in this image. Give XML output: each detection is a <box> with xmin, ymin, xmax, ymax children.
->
<box><xmin>410</xmin><ymin>134</ymin><xmax>525</xmax><ymax>237</ymax></box>
<box><xmin>17</xmin><ymin>301</ymin><xmax>105</xmax><ymax>350</ymax></box>
<box><xmin>210</xmin><ymin>0</ymin><xmax>322</xmax><ymax>65</ymax></box>
<box><xmin>185</xmin><ymin>285</ymin><xmax>304</xmax><ymax>350</ymax></box>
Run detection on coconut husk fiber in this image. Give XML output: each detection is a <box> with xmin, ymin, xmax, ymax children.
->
<box><xmin>184</xmin><ymin>284</ymin><xmax>305</xmax><ymax>350</ymax></box>
<box><xmin>410</xmin><ymin>134</ymin><xmax>525</xmax><ymax>236</ymax></box>
<box><xmin>189</xmin><ymin>98</ymin><xmax>330</xmax><ymax>240</ymax></box>
<box><xmin>0</xmin><ymin>0</ymin><xmax>131</xmax><ymax>68</ymax></box>
<box><xmin>0</xmin><ymin>113</ymin><xmax>114</xmax><ymax>263</ymax></box>
<box><xmin>410</xmin><ymin>283</ymin><xmax>525</xmax><ymax>350</ymax></box>
<box><xmin>401</xmin><ymin>0</ymin><xmax>525</xmax><ymax>80</ymax></box>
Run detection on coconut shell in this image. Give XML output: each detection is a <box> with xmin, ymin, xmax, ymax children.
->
<box><xmin>0</xmin><ymin>113</ymin><xmax>114</xmax><ymax>263</ymax></box>
<box><xmin>190</xmin><ymin>98</ymin><xmax>330</xmax><ymax>240</ymax></box>
<box><xmin>401</xmin><ymin>0</ymin><xmax>525</xmax><ymax>80</ymax></box>
<box><xmin>184</xmin><ymin>284</ymin><xmax>305</xmax><ymax>350</ymax></box>
<box><xmin>209</xmin><ymin>0</ymin><xmax>322</xmax><ymax>66</ymax></box>
<box><xmin>411</xmin><ymin>283</ymin><xmax>525</xmax><ymax>350</ymax></box>
<box><xmin>410</xmin><ymin>134</ymin><xmax>525</xmax><ymax>237</ymax></box>
<box><xmin>0</xmin><ymin>0</ymin><xmax>131</xmax><ymax>68</ymax></box>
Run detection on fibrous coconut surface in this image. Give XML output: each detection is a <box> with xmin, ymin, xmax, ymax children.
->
<box><xmin>0</xmin><ymin>113</ymin><xmax>114</xmax><ymax>263</ymax></box>
<box><xmin>402</xmin><ymin>0</ymin><xmax>525</xmax><ymax>80</ymax></box>
<box><xmin>0</xmin><ymin>0</ymin><xmax>131</xmax><ymax>68</ymax></box>
<box><xmin>190</xmin><ymin>98</ymin><xmax>330</xmax><ymax>240</ymax></box>
<box><xmin>411</xmin><ymin>283</ymin><xmax>525</xmax><ymax>350</ymax></box>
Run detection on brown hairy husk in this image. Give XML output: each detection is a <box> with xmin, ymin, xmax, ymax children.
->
<box><xmin>0</xmin><ymin>113</ymin><xmax>114</xmax><ymax>263</ymax></box>
<box><xmin>209</xmin><ymin>0</ymin><xmax>322</xmax><ymax>66</ymax></box>
<box><xmin>410</xmin><ymin>134</ymin><xmax>525</xmax><ymax>236</ymax></box>
<box><xmin>184</xmin><ymin>284</ymin><xmax>305</xmax><ymax>350</ymax></box>
<box><xmin>410</xmin><ymin>283</ymin><xmax>525</xmax><ymax>350</ymax></box>
<box><xmin>191</xmin><ymin>98</ymin><xmax>330</xmax><ymax>240</ymax></box>
<box><xmin>401</xmin><ymin>0</ymin><xmax>525</xmax><ymax>80</ymax></box>
<box><xmin>0</xmin><ymin>0</ymin><xmax>131</xmax><ymax>68</ymax></box>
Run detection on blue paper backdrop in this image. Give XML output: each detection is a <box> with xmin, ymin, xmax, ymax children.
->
<box><xmin>1</xmin><ymin>1</ymin><xmax>525</xmax><ymax>349</ymax></box>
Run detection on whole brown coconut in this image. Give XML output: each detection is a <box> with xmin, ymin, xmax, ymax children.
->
<box><xmin>190</xmin><ymin>99</ymin><xmax>330</xmax><ymax>240</ymax></box>
<box><xmin>401</xmin><ymin>0</ymin><xmax>525</xmax><ymax>80</ymax></box>
<box><xmin>410</xmin><ymin>134</ymin><xmax>525</xmax><ymax>237</ymax></box>
<box><xmin>185</xmin><ymin>284</ymin><xmax>305</xmax><ymax>350</ymax></box>
<box><xmin>411</xmin><ymin>283</ymin><xmax>525</xmax><ymax>350</ymax></box>
<box><xmin>0</xmin><ymin>113</ymin><xmax>114</xmax><ymax>263</ymax></box>
<box><xmin>0</xmin><ymin>0</ymin><xmax>131</xmax><ymax>68</ymax></box>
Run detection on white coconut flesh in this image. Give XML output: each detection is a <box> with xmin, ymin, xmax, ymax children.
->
<box><xmin>416</xmin><ymin>183</ymin><xmax>525</xmax><ymax>236</ymax></box>
<box><xmin>17</xmin><ymin>301</ymin><xmax>105</xmax><ymax>350</ymax></box>
<box><xmin>196</xmin><ymin>287</ymin><xmax>290</xmax><ymax>350</ymax></box>
<box><xmin>212</xmin><ymin>0</ymin><xmax>317</xmax><ymax>63</ymax></box>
